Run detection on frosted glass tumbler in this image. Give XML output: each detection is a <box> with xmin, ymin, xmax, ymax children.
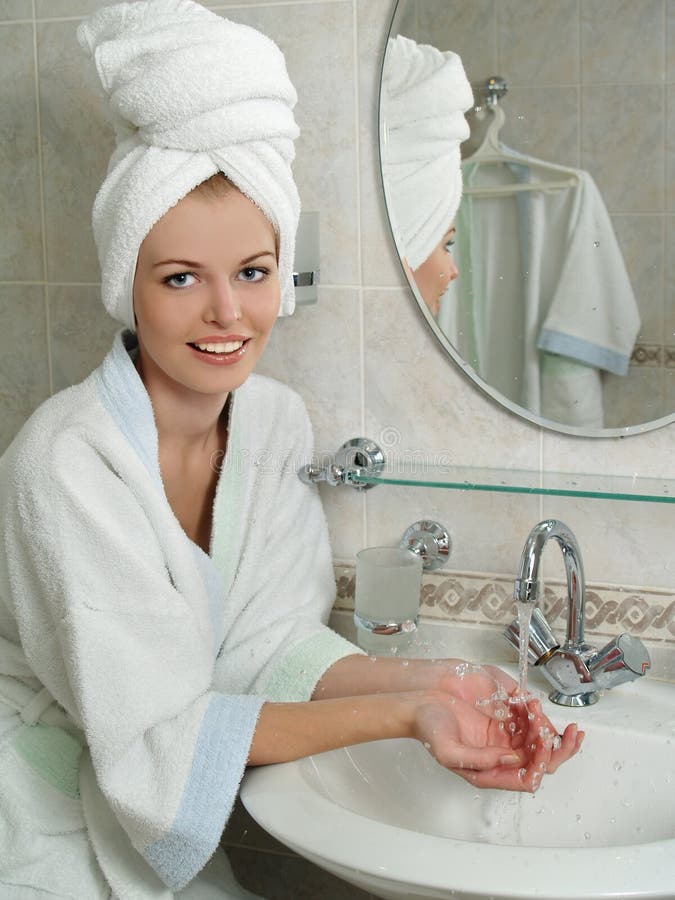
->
<box><xmin>354</xmin><ymin>547</ymin><xmax>423</xmax><ymax>645</ymax></box>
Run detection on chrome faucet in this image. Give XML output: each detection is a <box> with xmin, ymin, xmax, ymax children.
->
<box><xmin>504</xmin><ymin>519</ymin><xmax>651</xmax><ymax>707</ymax></box>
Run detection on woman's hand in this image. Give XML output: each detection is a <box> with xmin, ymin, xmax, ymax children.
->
<box><xmin>413</xmin><ymin>689</ymin><xmax>583</xmax><ymax>793</ymax></box>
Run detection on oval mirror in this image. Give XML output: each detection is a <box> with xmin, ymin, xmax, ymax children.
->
<box><xmin>379</xmin><ymin>0</ymin><xmax>675</xmax><ymax>437</ymax></box>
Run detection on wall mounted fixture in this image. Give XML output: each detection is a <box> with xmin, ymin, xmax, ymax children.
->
<box><xmin>298</xmin><ymin>437</ymin><xmax>385</xmax><ymax>489</ymax></box>
<box><xmin>293</xmin><ymin>210</ymin><xmax>320</xmax><ymax>305</ymax></box>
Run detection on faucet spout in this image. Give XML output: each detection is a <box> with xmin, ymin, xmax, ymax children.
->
<box><xmin>505</xmin><ymin>519</ymin><xmax>651</xmax><ymax>707</ymax></box>
<box><xmin>514</xmin><ymin>519</ymin><xmax>586</xmax><ymax>649</ymax></box>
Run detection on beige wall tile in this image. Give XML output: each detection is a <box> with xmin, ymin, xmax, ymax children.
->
<box><xmin>254</xmin><ymin>287</ymin><xmax>361</xmax><ymax>456</ymax></box>
<box><xmin>358</xmin><ymin>0</ymin><xmax>407</xmax><ymax>288</ymax></box>
<box><xmin>612</xmin><ymin>214</ymin><xmax>664</xmax><ymax>343</ymax></box>
<box><xmin>542</xmin><ymin>412</ymin><xmax>675</xmax><ymax>483</ymax></box>
<box><xmin>221</xmin><ymin>3</ymin><xmax>359</xmax><ymax>287</ymax></box>
<box><xmin>581</xmin><ymin>0</ymin><xmax>664</xmax><ymax>84</ymax></box>
<box><xmin>0</xmin><ymin>285</ymin><xmax>50</xmax><ymax>453</ymax></box>
<box><xmin>48</xmin><ymin>284</ymin><xmax>118</xmax><ymax>392</ymax></box>
<box><xmin>603</xmin><ymin>366</ymin><xmax>665</xmax><ymax>429</ymax></box>
<box><xmin>0</xmin><ymin>25</ymin><xmax>43</xmax><ymax>280</ymax></box>
<box><xmin>498</xmin><ymin>0</ymin><xmax>579</xmax><ymax>86</ymax></box>
<box><xmin>668</xmin><ymin>85</ymin><xmax>675</xmax><ymax>212</ymax></box>
<box><xmin>500</xmin><ymin>86</ymin><xmax>579</xmax><ymax>169</ymax></box>
<box><xmin>37</xmin><ymin>20</ymin><xmax>114</xmax><ymax>282</ymax></box>
<box><xmin>540</xmin><ymin>493</ymin><xmax>675</xmax><ymax>590</ymax></box>
<box><xmin>581</xmin><ymin>85</ymin><xmax>664</xmax><ymax>214</ymax></box>
<box><xmin>415</xmin><ymin>0</ymin><xmax>497</xmax><ymax>84</ymax></box>
<box><xmin>0</xmin><ymin>0</ymin><xmax>30</xmax><ymax>20</ymax></box>
<box><xmin>392</xmin><ymin>0</ymin><xmax>416</xmax><ymax>38</ymax></box>
<box><xmin>663</xmin><ymin>368</ymin><xmax>675</xmax><ymax>414</ymax></box>
<box><xmin>668</xmin><ymin>0</ymin><xmax>675</xmax><ymax>83</ymax></box>
<box><xmin>35</xmin><ymin>0</ymin><xmax>110</xmax><ymax>16</ymax></box>
<box><xmin>665</xmin><ymin>217</ymin><xmax>675</xmax><ymax>338</ymax></box>
<box><xmin>364</xmin><ymin>484</ymin><xmax>541</xmax><ymax>576</ymax></box>
<box><xmin>362</xmin><ymin>287</ymin><xmax>541</xmax><ymax>468</ymax></box>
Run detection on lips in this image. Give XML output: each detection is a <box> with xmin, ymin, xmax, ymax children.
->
<box><xmin>190</xmin><ymin>339</ymin><xmax>244</xmax><ymax>355</ymax></box>
<box><xmin>187</xmin><ymin>335</ymin><xmax>250</xmax><ymax>355</ymax></box>
<box><xmin>186</xmin><ymin>336</ymin><xmax>251</xmax><ymax>366</ymax></box>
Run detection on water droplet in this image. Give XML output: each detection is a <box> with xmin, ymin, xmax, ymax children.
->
<box><xmin>401</xmin><ymin>659</ymin><xmax>409</xmax><ymax>667</ymax></box>
<box><xmin>594</xmin><ymin>241</ymin><xmax>600</xmax><ymax>247</ymax></box>
<box><xmin>576</xmin><ymin>814</ymin><xmax>583</xmax><ymax>823</ymax></box>
<box><xmin>584</xmin><ymin>832</ymin><xmax>591</xmax><ymax>840</ymax></box>
<box><xmin>613</xmin><ymin>761</ymin><xmax>623</xmax><ymax>771</ymax></box>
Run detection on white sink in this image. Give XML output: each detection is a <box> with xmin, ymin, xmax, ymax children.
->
<box><xmin>241</xmin><ymin>620</ymin><xmax>675</xmax><ymax>899</ymax></box>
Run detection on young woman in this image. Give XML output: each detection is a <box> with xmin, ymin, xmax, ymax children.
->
<box><xmin>0</xmin><ymin>3</ymin><xmax>582</xmax><ymax>898</ymax></box>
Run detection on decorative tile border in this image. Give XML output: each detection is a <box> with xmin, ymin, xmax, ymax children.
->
<box><xmin>334</xmin><ymin>564</ymin><xmax>675</xmax><ymax>644</ymax></box>
<box><xmin>631</xmin><ymin>344</ymin><xmax>662</xmax><ymax>367</ymax></box>
<box><xmin>631</xmin><ymin>343</ymin><xmax>675</xmax><ymax>369</ymax></box>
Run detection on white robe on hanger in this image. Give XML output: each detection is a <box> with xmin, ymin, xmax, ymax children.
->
<box><xmin>444</xmin><ymin>153</ymin><xmax>639</xmax><ymax>428</ymax></box>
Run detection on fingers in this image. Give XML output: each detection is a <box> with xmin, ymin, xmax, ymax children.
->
<box><xmin>547</xmin><ymin>723</ymin><xmax>584</xmax><ymax>774</ymax></box>
<box><xmin>456</xmin><ymin>698</ymin><xmax>583</xmax><ymax>793</ymax></box>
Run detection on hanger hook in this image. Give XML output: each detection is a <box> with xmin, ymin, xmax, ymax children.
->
<box><xmin>485</xmin><ymin>75</ymin><xmax>508</xmax><ymax>109</ymax></box>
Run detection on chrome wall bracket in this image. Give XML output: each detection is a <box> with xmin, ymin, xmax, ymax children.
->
<box><xmin>400</xmin><ymin>520</ymin><xmax>451</xmax><ymax>571</ymax></box>
<box><xmin>298</xmin><ymin>437</ymin><xmax>385</xmax><ymax>491</ymax></box>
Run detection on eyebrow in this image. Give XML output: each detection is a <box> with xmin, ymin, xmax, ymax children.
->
<box><xmin>152</xmin><ymin>251</ymin><xmax>276</xmax><ymax>269</ymax></box>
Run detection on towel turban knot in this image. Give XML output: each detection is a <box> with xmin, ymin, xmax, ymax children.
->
<box><xmin>78</xmin><ymin>0</ymin><xmax>301</xmax><ymax>329</ymax></box>
<box><xmin>381</xmin><ymin>35</ymin><xmax>473</xmax><ymax>271</ymax></box>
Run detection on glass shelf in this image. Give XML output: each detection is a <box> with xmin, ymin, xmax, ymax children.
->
<box><xmin>349</xmin><ymin>464</ymin><xmax>675</xmax><ymax>504</ymax></box>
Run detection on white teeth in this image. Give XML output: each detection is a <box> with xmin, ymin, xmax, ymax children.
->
<box><xmin>194</xmin><ymin>340</ymin><xmax>244</xmax><ymax>354</ymax></box>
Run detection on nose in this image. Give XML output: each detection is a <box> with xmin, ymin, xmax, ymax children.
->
<box><xmin>205</xmin><ymin>277</ymin><xmax>241</xmax><ymax>324</ymax></box>
<box><xmin>446</xmin><ymin>254</ymin><xmax>459</xmax><ymax>283</ymax></box>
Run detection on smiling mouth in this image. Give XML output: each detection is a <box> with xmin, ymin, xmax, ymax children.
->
<box><xmin>188</xmin><ymin>339</ymin><xmax>249</xmax><ymax>355</ymax></box>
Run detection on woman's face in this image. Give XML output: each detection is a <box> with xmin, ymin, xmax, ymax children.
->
<box><xmin>133</xmin><ymin>185</ymin><xmax>280</xmax><ymax>399</ymax></box>
<box><xmin>411</xmin><ymin>224</ymin><xmax>459</xmax><ymax>317</ymax></box>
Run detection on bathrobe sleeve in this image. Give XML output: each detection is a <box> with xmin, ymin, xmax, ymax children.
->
<box><xmin>211</xmin><ymin>379</ymin><xmax>363</xmax><ymax>702</ymax></box>
<box><xmin>2</xmin><ymin>428</ymin><xmax>263</xmax><ymax>892</ymax></box>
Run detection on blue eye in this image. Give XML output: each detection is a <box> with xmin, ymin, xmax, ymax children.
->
<box><xmin>238</xmin><ymin>267</ymin><xmax>268</xmax><ymax>283</ymax></box>
<box><xmin>163</xmin><ymin>272</ymin><xmax>197</xmax><ymax>288</ymax></box>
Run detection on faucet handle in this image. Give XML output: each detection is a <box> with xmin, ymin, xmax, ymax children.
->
<box><xmin>588</xmin><ymin>633</ymin><xmax>651</xmax><ymax>687</ymax></box>
<box><xmin>504</xmin><ymin>606</ymin><xmax>560</xmax><ymax>666</ymax></box>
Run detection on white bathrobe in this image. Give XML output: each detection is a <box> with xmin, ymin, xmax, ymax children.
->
<box><xmin>0</xmin><ymin>330</ymin><xmax>359</xmax><ymax>898</ymax></box>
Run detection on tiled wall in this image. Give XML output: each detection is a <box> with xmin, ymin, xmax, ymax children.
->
<box><xmin>3</xmin><ymin>0</ymin><xmax>675</xmax><ymax>614</ymax></box>
<box><xmin>1</xmin><ymin>0</ymin><xmax>675</xmax><ymax>894</ymax></box>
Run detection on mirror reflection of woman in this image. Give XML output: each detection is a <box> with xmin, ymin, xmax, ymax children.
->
<box><xmin>408</xmin><ymin>222</ymin><xmax>459</xmax><ymax>317</ymax></box>
<box><xmin>381</xmin><ymin>34</ymin><xmax>472</xmax><ymax>319</ymax></box>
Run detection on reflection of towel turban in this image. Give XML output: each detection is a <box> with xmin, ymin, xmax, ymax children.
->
<box><xmin>381</xmin><ymin>35</ymin><xmax>473</xmax><ymax>271</ymax></box>
<box><xmin>77</xmin><ymin>0</ymin><xmax>300</xmax><ymax>329</ymax></box>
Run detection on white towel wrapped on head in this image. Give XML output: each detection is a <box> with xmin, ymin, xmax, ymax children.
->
<box><xmin>381</xmin><ymin>35</ymin><xmax>473</xmax><ymax>270</ymax></box>
<box><xmin>78</xmin><ymin>0</ymin><xmax>301</xmax><ymax>329</ymax></box>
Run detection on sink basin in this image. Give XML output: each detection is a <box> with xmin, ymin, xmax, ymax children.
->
<box><xmin>241</xmin><ymin>620</ymin><xmax>675</xmax><ymax>899</ymax></box>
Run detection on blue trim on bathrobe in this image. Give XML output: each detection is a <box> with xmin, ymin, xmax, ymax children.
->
<box><xmin>538</xmin><ymin>328</ymin><xmax>630</xmax><ymax>376</ymax></box>
<box><xmin>96</xmin><ymin>330</ymin><xmax>163</xmax><ymax>487</ymax></box>
<box><xmin>142</xmin><ymin>692</ymin><xmax>263</xmax><ymax>891</ymax></box>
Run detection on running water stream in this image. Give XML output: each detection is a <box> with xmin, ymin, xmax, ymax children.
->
<box><xmin>517</xmin><ymin>601</ymin><xmax>534</xmax><ymax>695</ymax></box>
